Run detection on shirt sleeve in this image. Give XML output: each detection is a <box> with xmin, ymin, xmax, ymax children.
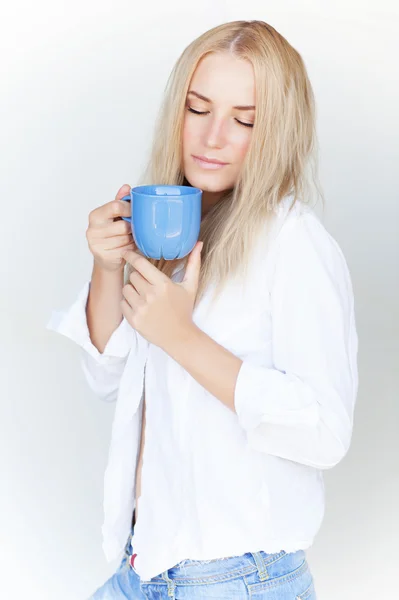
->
<box><xmin>234</xmin><ymin>212</ymin><xmax>359</xmax><ymax>469</ymax></box>
<box><xmin>46</xmin><ymin>280</ymin><xmax>138</xmax><ymax>403</ymax></box>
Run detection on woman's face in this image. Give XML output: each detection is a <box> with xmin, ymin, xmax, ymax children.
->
<box><xmin>182</xmin><ymin>52</ymin><xmax>255</xmax><ymax>214</ymax></box>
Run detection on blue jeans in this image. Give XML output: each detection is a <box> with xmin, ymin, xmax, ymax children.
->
<box><xmin>89</xmin><ymin>523</ymin><xmax>317</xmax><ymax>599</ymax></box>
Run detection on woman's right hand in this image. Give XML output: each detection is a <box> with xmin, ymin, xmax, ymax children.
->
<box><xmin>86</xmin><ymin>184</ymin><xmax>137</xmax><ymax>272</ymax></box>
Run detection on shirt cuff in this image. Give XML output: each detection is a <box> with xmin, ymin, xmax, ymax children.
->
<box><xmin>46</xmin><ymin>281</ymin><xmax>136</xmax><ymax>363</ymax></box>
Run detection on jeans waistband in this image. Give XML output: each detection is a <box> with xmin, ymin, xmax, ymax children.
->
<box><xmin>128</xmin><ymin>511</ymin><xmax>306</xmax><ymax>587</ymax></box>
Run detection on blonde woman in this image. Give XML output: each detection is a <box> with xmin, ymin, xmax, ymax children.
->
<box><xmin>47</xmin><ymin>20</ymin><xmax>358</xmax><ymax>600</ymax></box>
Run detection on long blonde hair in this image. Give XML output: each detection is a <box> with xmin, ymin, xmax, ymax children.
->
<box><xmin>125</xmin><ymin>20</ymin><xmax>323</xmax><ymax>306</ymax></box>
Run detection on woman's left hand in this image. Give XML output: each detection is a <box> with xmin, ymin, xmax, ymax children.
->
<box><xmin>121</xmin><ymin>242</ymin><xmax>203</xmax><ymax>352</ymax></box>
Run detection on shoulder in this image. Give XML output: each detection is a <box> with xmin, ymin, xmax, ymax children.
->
<box><xmin>252</xmin><ymin>194</ymin><xmax>354</xmax><ymax>299</ymax></box>
<box><xmin>275</xmin><ymin>197</ymin><xmax>350</xmax><ymax>274</ymax></box>
<box><xmin>273</xmin><ymin>194</ymin><xmax>323</xmax><ymax>242</ymax></box>
<box><xmin>254</xmin><ymin>194</ymin><xmax>332</xmax><ymax>264</ymax></box>
<box><xmin>269</xmin><ymin>198</ymin><xmax>355</xmax><ymax>312</ymax></box>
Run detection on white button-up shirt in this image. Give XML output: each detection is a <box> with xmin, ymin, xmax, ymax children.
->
<box><xmin>46</xmin><ymin>195</ymin><xmax>358</xmax><ymax>581</ymax></box>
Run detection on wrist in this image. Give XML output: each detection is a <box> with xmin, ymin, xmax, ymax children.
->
<box><xmin>164</xmin><ymin>322</ymin><xmax>201</xmax><ymax>361</ymax></box>
<box><xmin>93</xmin><ymin>260</ymin><xmax>125</xmax><ymax>277</ymax></box>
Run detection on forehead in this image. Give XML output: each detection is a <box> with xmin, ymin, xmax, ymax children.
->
<box><xmin>189</xmin><ymin>53</ymin><xmax>255</xmax><ymax>104</ymax></box>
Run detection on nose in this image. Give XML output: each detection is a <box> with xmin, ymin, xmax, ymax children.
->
<box><xmin>204</xmin><ymin>116</ymin><xmax>226</xmax><ymax>149</ymax></box>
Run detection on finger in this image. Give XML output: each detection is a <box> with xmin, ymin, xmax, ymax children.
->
<box><xmin>101</xmin><ymin>234</ymin><xmax>134</xmax><ymax>251</ymax></box>
<box><xmin>122</xmin><ymin>283</ymin><xmax>142</xmax><ymax>310</ymax></box>
<box><xmin>87</xmin><ymin>221</ymin><xmax>133</xmax><ymax>244</ymax></box>
<box><xmin>121</xmin><ymin>297</ymin><xmax>133</xmax><ymax>322</ymax></box>
<box><xmin>113</xmin><ymin>184</ymin><xmax>132</xmax><ymax>222</ymax></box>
<box><xmin>115</xmin><ymin>184</ymin><xmax>131</xmax><ymax>201</ymax></box>
<box><xmin>122</xmin><ymin>250</ymin><xmax>169</xmax><ymax>285</ymax></box>
<box><xmin>89</xmin><ymin>198</ymin><xmax>131</xmax><ymax>226</ymax></box>
<box><xmin>129</xmin><ymin>270</ymin><xmax>150</xmax><ymax>296</ymax></box>
<box><xmin>182</xmin><ymin>242</ymin><xmax>203</xmax><ymax>292</ymax></box>
<box><xmin>96</xmin><ymin>219</ymin><xmax>132</xmax><ymax>239</ymax></box>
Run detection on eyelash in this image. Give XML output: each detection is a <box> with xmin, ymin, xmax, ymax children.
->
<box><xmin>187</xmin><ymin>107</ymin><xmax>254</xmax><ymax>128</ymax></box>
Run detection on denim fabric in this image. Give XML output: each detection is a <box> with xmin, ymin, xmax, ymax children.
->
<box><xmin>88</xmin><ymin>522</ymin><xmax>317</xmax><ymax>599</ymax></box>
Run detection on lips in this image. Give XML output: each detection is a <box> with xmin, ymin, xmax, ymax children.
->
<box><xmin>192</xmin><ymin>155</ymin><xmax>229</xmax><ymax>170</ymax></box>
<box><xmin>192</xmin><ymin>155</ymin><xmax>228</xmax><ymax>165</ymax></box>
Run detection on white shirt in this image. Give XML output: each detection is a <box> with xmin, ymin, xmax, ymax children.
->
<box><xmin>46</xmin><ymin>195</ymin><xmax>358</xmax><ymax>581</ymax></box>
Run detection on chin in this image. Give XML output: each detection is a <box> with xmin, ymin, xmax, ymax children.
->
<box><xmin>184</xmin><ymin>171</ymin><xmax>230</xmax><ymax>193</ymax></box>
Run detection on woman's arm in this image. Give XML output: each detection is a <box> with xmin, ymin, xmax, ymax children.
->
<box><xmin>166</xmin><ymin>213</ymin><xmax>359</xmax><ymax>471</ymax></box>
<box><xmin>166</xmin><ymin>325</ymin><xmax>243</xmax><ymax>413</ymax></box>
<box><xmin>86</xmin><ymin>260</ymin><xmax>125</xmax><ymax>353</ymax></box>
<box><xmin>46</xmin><ymin>265</ymin><xmax>139</xmax><ymax>403</ymax></box>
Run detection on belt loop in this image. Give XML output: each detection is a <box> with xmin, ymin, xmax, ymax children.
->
<box><xmin>250</xmin><ymin>551</ymin><xmax>269</xmax><ymax>581</ymax></box>
<box><xmin>161</xmin><ymin>570</ymin><xmax>176</xmax><ymax>599</ymax></box>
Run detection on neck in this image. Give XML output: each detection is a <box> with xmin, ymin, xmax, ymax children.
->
<box><xmin>201</xmin><ymin>190</ymin><xmax>226</xmax><ymax>218</ymax></box>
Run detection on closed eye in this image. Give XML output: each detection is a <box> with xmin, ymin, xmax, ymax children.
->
<box><xmin>187</xmin><ymin>107</ymin><xmax>254</xmax><ymax>128</ymax></box>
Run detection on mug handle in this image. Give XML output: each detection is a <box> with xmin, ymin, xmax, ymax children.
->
<box><xmin>120</xmin><ymin>194</ymin><xmax>131</xmax><ymax>222</ymax></box>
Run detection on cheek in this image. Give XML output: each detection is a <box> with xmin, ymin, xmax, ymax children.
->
<box><xmin>235</xmin><ymin>135</ymin><xmax>251</xmax><ymax>163</ymax></box>
<box><xmin>182</xmin><ymin>119</ymin><xmax>197</xmax><ymax>152</ymax></box>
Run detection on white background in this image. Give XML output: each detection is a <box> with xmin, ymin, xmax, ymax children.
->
<box><xmin>1</xmin><ymin>1</ymin><xmax>398</xmax><ymax>598</ymax></box>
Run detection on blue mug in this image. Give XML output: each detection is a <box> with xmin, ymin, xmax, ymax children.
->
<box><xmin>120</xmin><ymin>185</ymin><xmax>202</xmax><ymax>260</ymax></box>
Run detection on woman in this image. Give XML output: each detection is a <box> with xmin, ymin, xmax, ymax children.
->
<box><xmin>47</xmin><ymin>20</ymin><xmax>358</xmax><ymax>599</ymax></box>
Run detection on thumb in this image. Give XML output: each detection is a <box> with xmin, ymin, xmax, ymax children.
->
<box><xmin>181</xmin><ymin>241</ymin><xmax>203</xmax><ymax>294</ymax></box>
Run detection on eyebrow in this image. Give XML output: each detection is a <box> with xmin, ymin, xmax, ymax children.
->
<box><xmin>187</xmin><ymin>90</ymin><xmax>255</xmax><ymax>111</ymax></box>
